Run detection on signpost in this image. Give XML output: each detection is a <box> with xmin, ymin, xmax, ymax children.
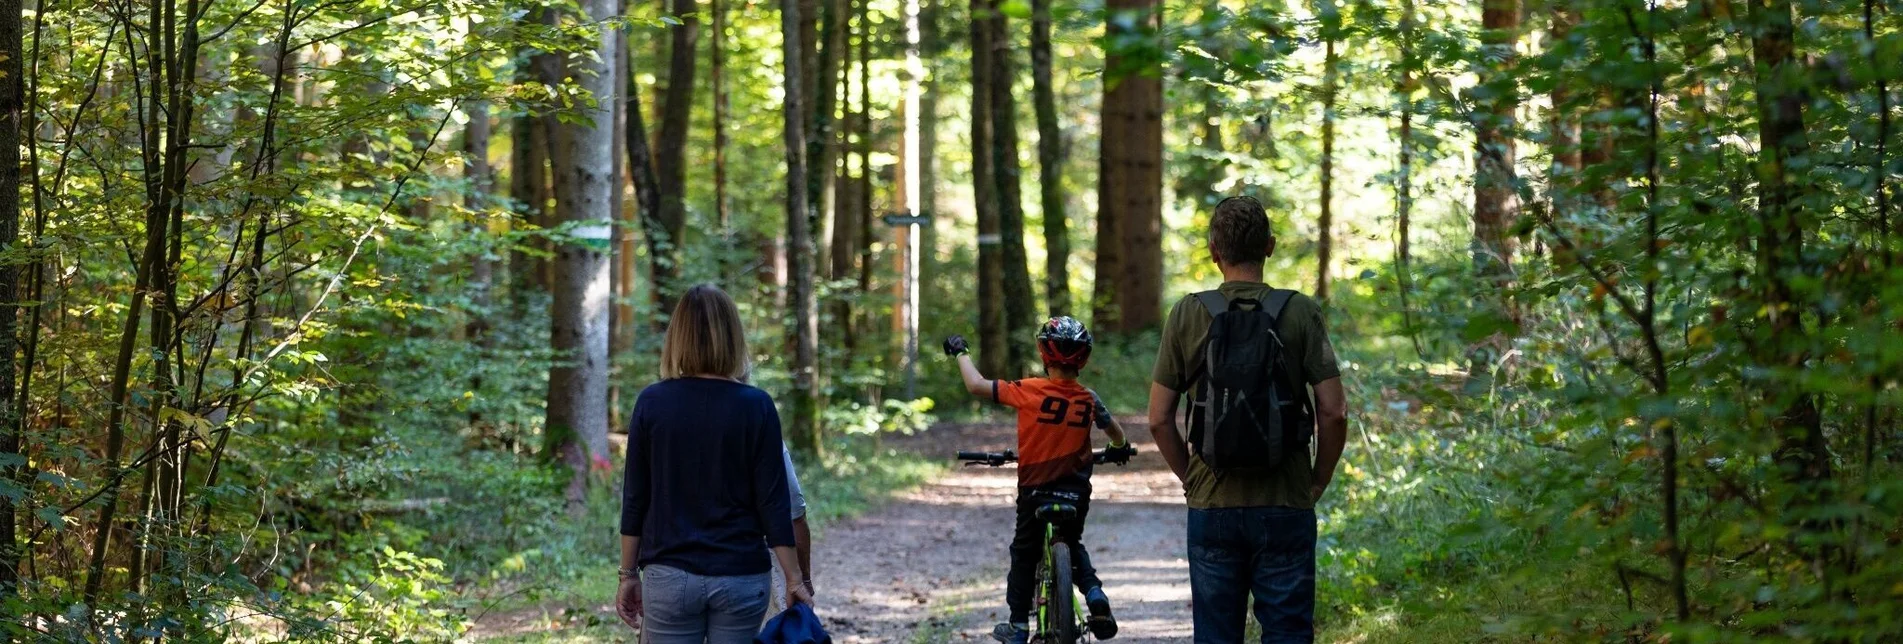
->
<box><xmin>883</xmin><ymin>212</ymin><xmax>928</xmax><ymax>399</ymax></box>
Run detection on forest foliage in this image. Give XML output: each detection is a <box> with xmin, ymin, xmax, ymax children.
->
<box><xmin>0</xmin><ymin>0</ymin><xmax>1900</xmax><ymax>640</ymax></box>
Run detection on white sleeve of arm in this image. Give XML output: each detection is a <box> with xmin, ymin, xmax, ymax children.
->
<box><xmin>783</xmin><ymin>445</ymin><xmax>808</xmax><ymax>520</ymax></box>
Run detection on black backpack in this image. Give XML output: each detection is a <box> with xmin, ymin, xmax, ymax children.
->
<box><xmin>1185</xmin><ymin>290</ymin><xmax>1313</xmax><ymax>472</ymax></box>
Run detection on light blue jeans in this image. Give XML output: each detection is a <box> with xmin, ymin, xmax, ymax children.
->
<box><xmin>642</xmin><ymin>565</ymin><xmax>772</xmax><ymax>644</ymax></box>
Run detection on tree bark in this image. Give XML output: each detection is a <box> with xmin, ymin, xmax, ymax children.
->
<box><xmin>466</xmin><ymin>100</ymin><xmax>495</xmax><ymax>427</ymax></box>
<box><xmin>854</xmin><ymin>0</ymin><xmax>875</xmax><ymax>332</ymax></box>
<box><xmin>1097</xmin><ymin>0</ymin><xmax>1163</xmax><ymax>333</ymax></box>
<box><xmin>1548</xmin><ymin>5</ymin><xmax>1582</xmax><ymax>194</ymax></box>
<box><xmin>1469</xmin><ymin>0</ymin><xmax>1520</xmax><ymax>379</ymax></box>
<box><xmin>511</xmin><ymin>14</ymin><xmax>556</xmax><ymax>301</ymax></box>
<box><xmin>807</xmin><ymin>0</ymin><xmax>845</xmax><ymax>257</ymax></box>
<box><xmin>712</xmin><ymin>0</ymin><xmax>732</xmax><ymax>280</ymax></box>
<box><xmin>0</xmin><ymin>0</ymin><xmax>22</xmax><ymax>597</ymax></box>
<box><xmin>919</xmin><ymin>0</ymin><xmax>941</xmax><ymax>298</ymax></box>
<box><xmin>1395</xmin><ymin>0</ymin><xmax>1423</xmax><ymax>359</ymax></box>
<box><xmin>782</xmin><ymin>0</ymin><xmax>824</xmax><ymax>454</ymax></box>
<box><xmin>989</xmin><ymin>6</ymin><xmax>1035</xmax><ymax>375</ymax></box>
<box><xmin>1748</xmin><ymin>0</ymin><xmax>1832</xmax><ymax>503</ymax></box>
<box><xmin>1031</xmin><ymin>0</ymin><xmax>1068</xmax><ymax>317</ymax></box>
<box><xmin>972</xmin><ymin>0</ymin><xmax>1006</xmax><ymax>376</ymax></box>
<box><xmin>829</xmin><ymin>2</ymin><xmax>860</xmax><ymax>355</ymax></box>
<box><xmin>545</xmin><ymin>0</ymin><xmax>619</xmax><ymax>508</ymax></box>
<box><xmin>654</xmin><ymin>0</ymin><xmax>701</xmax><ymax>317</ymax></box>
<box><xmin>625</xmin><ymin>49</ymin><xmax>661</xmax><ymax>354</ymax></box>
<box><xmin>1317</xmin><ymin>21</ymin><xmax>1338</xmax><ymax>306</ymax></box>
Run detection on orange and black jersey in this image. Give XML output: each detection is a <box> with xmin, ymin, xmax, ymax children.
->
<box><xmin>993</xmin><ymin>377</ymin><xmax>1113</xmax><ymax>491</ymax></box>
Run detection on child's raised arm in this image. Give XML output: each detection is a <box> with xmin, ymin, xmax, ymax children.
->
<box><xmin>943</xmin><ymin>335</ymin><xmax>994</xmax><ymax>398</ymax></box>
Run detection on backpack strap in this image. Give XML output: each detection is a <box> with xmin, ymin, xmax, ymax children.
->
<box><xmin>1263</xmin><ymin>289</ymin><xmax>1295</xmax><ymax>322</ymax></box>
<box><xmin>1194</xmin><ymin>291</ymin><xmax>1228</xmax><ymax>318</ymax></box>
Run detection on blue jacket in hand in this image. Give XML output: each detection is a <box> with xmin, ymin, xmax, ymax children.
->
<box><xmin>755</xmin><ymin>603</ymin><xmax>831</xmax><ymax>644</ymax></box>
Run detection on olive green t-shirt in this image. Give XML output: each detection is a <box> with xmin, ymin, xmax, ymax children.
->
<box><xmin>1152</xmin><ymin>281</ymin><xmax>1341</xmax><ymax>510</ymax></box>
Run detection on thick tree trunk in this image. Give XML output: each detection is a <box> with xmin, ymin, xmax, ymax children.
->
<box><xmin>1031</xmin><ymin>0</ymin><xmax>1068</xmax><ymax>317</ymax></box>
<box><xmin>654</xmin><ymin>0</ymin><xmax>700</xmax><ymax>317</ymax></box>
<box><xmin>1317</xmin><ymin>30</ymin><xmax>1338</xmax><ymax>306</ymax></box>
<box><xmin>0</xmin><ymin>0</ymin><xmax>22</xmax><ymax>597</ymax></box>
<box><xmin>1097</xmin><ymin>0</ymin><xmax>1163</xmax><ymax>333</ymax></box>
<box><xmin>508</xmin><ymin>115</ymin><xmax>549</xmax><ymax>296</ymax></box>
<box><xmin>972</xmin><ymin>0</ymin><xmax>1006</xmax><ymax>376</ymax></box>
<box><xmin>1469</xmin><ymin>0</ymin><xmax>1520</xmax><ymax>379</ymax></box>
<box><xmin>545</xmin><ymin>1</ymin><xmax>618</xmax><ymax>508</ymax></box>
<box><xmin>782</xmin><ymin>0</ymin><xmax>824</xmax><ymax>454</ymax></box>
<box><xmin>989</xmin><ymin>7</ymin><xmax>1035</xmax><ymax>375</ymax></box>
<box><xmin>1749</xmin><ymin>0</ymin><xmax>1831</xmax><ymax>501</ymax></box>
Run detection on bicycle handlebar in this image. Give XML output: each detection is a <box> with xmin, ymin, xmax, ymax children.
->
<box><xmin>956</xmin><ymin>446</ymin><xmax>1135</xmax><ymax>467</ymax></box>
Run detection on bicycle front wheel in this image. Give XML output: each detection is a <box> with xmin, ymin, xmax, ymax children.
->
<box><xmin>1046</xmin><ymin>542</ymin><xmax>1078</xmax><ymax>644</ymax></box>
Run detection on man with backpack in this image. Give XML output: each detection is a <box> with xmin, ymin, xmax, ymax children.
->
<box><xmin>1145</xmin><ymin>196</ymin><xmax>1350</xmax><ymax>643</ymax></box>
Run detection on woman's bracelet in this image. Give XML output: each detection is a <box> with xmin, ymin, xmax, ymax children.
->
<box><xmin>618</xmin><ymin>567</ymin><xmax>639</xmax><ymax>580</ymax></box>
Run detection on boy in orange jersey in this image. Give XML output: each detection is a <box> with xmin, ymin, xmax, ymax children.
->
<box><xmin>944</xmin><ymin>316</ymin><xmax>1135</xmax><ymax>643</ymax></box>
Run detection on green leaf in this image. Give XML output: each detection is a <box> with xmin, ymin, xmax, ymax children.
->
<box><xmin>999</xmin><ymin>0</ymin><xmax>1031</xmax><ymax>19</ymax></box>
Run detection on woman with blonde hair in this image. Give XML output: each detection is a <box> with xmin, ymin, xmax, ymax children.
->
<box><xmin>616</xmin><ymin>284</ymin><xmax>813</xmax><ymax>642</ymax></box>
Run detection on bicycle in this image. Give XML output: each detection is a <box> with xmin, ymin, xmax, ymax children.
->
<box><xmin>956</xmin><ymin>447</ymin><xmax>1133</xmax><ymax>644</ymax></box>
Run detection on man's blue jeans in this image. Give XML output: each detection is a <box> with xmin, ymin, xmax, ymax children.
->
<box><xmin>1187</xmin><ymin>506</ymin><xmax>1317</xmax><ymax>643</ymax></box>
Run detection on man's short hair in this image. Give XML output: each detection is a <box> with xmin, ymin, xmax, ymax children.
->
<box><xmin>1210</xmin><ymin>196</ymin><xmax>1272</xmax><ymax>266</ymax></box>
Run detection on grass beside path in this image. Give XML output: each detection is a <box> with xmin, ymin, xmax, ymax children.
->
<box><xmin>466</xmin><ymin>440</ymin><xmax>943</xmax><ymax>642</ymax></box>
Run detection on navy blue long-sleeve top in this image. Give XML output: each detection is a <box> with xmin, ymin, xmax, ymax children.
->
<box><xmin>620</xmin><ymin>378</ymin><xmax>796</xmax><ymax>577</ymax></box>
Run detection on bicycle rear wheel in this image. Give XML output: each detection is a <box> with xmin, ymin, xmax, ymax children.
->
<box><xmin>1046</xmin><ymin>542</ymin><xmax>1078</xmax><ymax>644</ymax></box>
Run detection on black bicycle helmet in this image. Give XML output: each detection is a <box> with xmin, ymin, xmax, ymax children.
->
<box><xmin>1036</xmin><ymin>316</ymin><xmax>1094</xmax><ymax>369</ymax></box>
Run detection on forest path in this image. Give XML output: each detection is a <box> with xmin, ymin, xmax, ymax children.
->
<box><xmin>818</xmin><ymin>421</ymin><xmax>1193</xmax><ymax>643</ymax></box>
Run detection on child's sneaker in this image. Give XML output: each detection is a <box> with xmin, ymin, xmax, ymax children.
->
<box><xmin>1085</xmin><ymin>586</ymin><xmax>1118</xmax><ymax>640</ymax></box>
<box><xmin>991</xmin><ymin>622</ymin><xmax>1029</xmax><ymax>644</ymax></box>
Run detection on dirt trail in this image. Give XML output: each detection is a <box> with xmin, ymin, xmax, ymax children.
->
<box><xmin>470</xmin><ymin>421</ymin><xmax>1193</xmax><ymax>642</ymax></box>
<box><xmin>817</xmin><ymin>421</ymin><xmax>1193</xmax><ymax>643</ymax></box>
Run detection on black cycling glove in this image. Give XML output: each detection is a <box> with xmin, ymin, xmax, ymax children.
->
<box><xmin>942</xmin><ymin>335</ymin><xmax>970</xmax><ymax>357</ymax></box>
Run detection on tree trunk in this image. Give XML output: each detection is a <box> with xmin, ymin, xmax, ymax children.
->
<box><xmin>545</xmin><ymin>0</ymin><xmax>618</xmax><ymax>508</ymax></box>
<box><xmin>919</xmin><ymin>0</ymin><xmax>941</xmax><ymax>299</ymax></box>
<box><xmin>510</xmin><ymin>17</ymin><xmax>555</xmax><ymax>301</ymax></box>
<box><xmin>1031</xmin><ymin>0</ymin><xmax>1068</xmax><ymax>317</ymax></box>
<box><xmin>0</xmin><ymin>0</ymin><xmax>22</xmax><ymax>597</ymax></box>
<box><xmin>1748</xmin><ymin>0</ymin><xmax>1832</xmax><ymax>505</ymax></box>
<box><xmin>782</xmin><ymin>0</ymin><xmax>824</xmax><ymax>455</ymax></box>
<box><xmin>807</xmin><ymin>0</ymin><xmax>846</xmax><ymax>257</ymax></box>
<box><xmin>1469</xmin><ymin>0</ymin><xmax>1520</xmax><ymax>379</ymax></box>
<box><xmin>466</xmin><ymin>100</ymin><xmax>495</xmax><ymax>427</ymax></box>
<box><xmin>972</xmin><ymin>0</ymin><xmax>1006</xmax><ymax>376</ymax></box>
<box><xmin>1097</xmin><ymin>0</ymin><xmax>1163</xmax><ymax>333</ymax></box>
<box><xmin>625</xmin><ymin>49</ymin><xmax>661</xmax><ymax>354</ymax></box>
<box><xmin>1317</xmin><ymin>23</ymin><xmax>1338</xmax><ymax>306</ymax></box>
<box><xmin>610</xmin><ymin>7</ymin><xmax>630</xmax><ymax>375</ymax></box>
<box><xmin>829</xmin><ymin>2</ymin><xmax>861</xmax><ymax>354</ymax></box>
<box><xmin>654</xmin><ymin>0</ymin><xmax>700</xmax><ymax>318</ymax></box>
<box><xmin>1548</xmin><ymin>5</ymin><xmax>1582</xmax><ymax>193</ymax></box>
<box><xmin>712</xmin><ymin>0</ymin><xmax>732</xmax><ymax>280</ymax></box>
<box><xmin>1395</xmin><ymin>0</ymin><xmax>1423</xmax><ymax>359</ymax></box>
<box><xmin>855</xmin><ymin>0</ymin><xmax>875</xmax><ymax>343</ymax></box>
<box><xmin>990</xmin><ymin>7</ymin><xmax>1035</xmax><ymax>375</ymax></box>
